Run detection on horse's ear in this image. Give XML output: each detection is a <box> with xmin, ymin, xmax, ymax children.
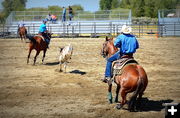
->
<box><xmin>59</xmin><ymin>47</ymin><xmax>64</xmax><ymax>52</ymax></box>
<box><xmin>106</xmin><ymin>36</ymin><xmax>108</xmax><ymax>41</ymax></box>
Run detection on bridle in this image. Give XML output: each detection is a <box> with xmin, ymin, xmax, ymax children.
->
<box><xmin>101</xmin><ymin>41</ymin><xmax>109</xmax><ymax>58</ymax></box>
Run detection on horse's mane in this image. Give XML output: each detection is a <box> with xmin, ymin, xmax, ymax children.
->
<box><xmin>26</xmin><ymin>34</ymin><xmax>36</xmax><ymax>44</ymax></box>
<box><xmin>107</xmin><ymin>39</ymin><xmax>118</xmax><ymax>52</ymax></box>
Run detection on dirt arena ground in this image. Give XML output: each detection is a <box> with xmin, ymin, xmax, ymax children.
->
<box><xmin>0</xmin><ymin>37</ymin><xmax>180</xmax><ymax>118</ymax></box>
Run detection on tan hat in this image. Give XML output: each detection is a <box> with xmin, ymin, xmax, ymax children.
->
<box><xmin>121</xmin><ymin>25</ymin><xmax>132</xmax><ymax>34</ymax></box>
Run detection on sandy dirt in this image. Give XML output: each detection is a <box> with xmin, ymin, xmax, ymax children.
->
<box><xmin>0</xmin><ymin>37</ymin><xmax>180</xmax><ymax>118</ymax></box>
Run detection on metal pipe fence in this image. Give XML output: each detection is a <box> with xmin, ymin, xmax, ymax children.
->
<box><xmin>0</xmin><ymin>23</ymin><xmax>164</xmax><ymax>38</ymax></box>
<box><xmin>6</xmin><ymin>10</ymin><xmax>131</xmax><ymax>25</ymax></box>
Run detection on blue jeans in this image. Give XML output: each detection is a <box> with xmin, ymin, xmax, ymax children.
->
<box><xmin>62</xmin><ymin>15</ymin><xmax>66</xmax><ymax>22</ymax></box>
<box><xmin>105</xmin><ymin>51</ymin><xmax>121</xmax><ymax>77</ymax></box>
<box><xmin>44</xmin><ymin>38</ymin><xmax>50</xmax><ymax>44</ymax></box>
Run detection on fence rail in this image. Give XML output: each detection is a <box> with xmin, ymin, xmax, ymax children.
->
<box><xmin>0</xmin><ymin>23</ymin><xmax>161</xmax><ymax>38</ymax></box>
<box><xmin>1</xmin><ymin>22</ymin><xmax>179</xmax><ymax>38</ymax></box>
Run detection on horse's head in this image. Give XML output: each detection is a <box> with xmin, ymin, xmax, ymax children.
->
<box><xmin>101</xmin><ymin>36</ymin><xmax>114</xmax><ymax>58</ymax></box>
<box><xmin>47</xmin><ymin>33</ymin><xmax>53</xmax><ymax>39</ymax></box>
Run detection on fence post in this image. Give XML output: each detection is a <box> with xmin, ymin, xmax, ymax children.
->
<box><xmin>174</xmin><ymin>23</ymin><xmax>175</xmax><ymax>36</ymax></box>
<box><xmin>139</xmin><ymin>24</ymin><xmax>140</xmax><ymax>38</ymax></box>
<box><xmin>79</xmin><ymin>22</ymin><xmax>81</xmax><ymax>36</ymax></box>
<box><xmin>33</xmin><ymin>24</ymin><xmax>35</xmax><ymax>34</ymax></box>
<box><xmin>116</xmin><ymin>25</ymin><xmax>118</xmax><ymax>36</ymax></box>
<box><xmin>72</xmin><ymin>26</ymin><xmax>74</xmax><ymax>38</ymax></box>
<box><xmin>3</xmin><ymin>24</ymin><xmax>5</xmax><ymax>39</ymax></box>
<box><xmin>109</xmin><ymin>22</ymin><xmax>111</xmax><ymax>35</ymax></box>
<box><xmin>94</xmin><ymin>22</ymin><xmax>96</xmax><ymax>37</ymax></box>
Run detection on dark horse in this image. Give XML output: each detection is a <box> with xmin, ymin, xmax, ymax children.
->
<box><xmin>101</xmin><ymin>36</ymin><xmax>148</xmax><ymax>111</ymax></box>
<box><xmin>18</xmin><ymin>26</ymin><xmax>27</xmax><ymax>41</ymax></box>
<box><xmin>26</xmin><ymin>33</ymin><xmax>52</xmax><ymax>65</ymax></box>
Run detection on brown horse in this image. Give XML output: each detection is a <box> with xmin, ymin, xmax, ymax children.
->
<box><xmin>101</xmin><ymin>36</ymin><xmax>148</xmax><ymax>111</ymax></box>
<box><xmin>26</xmin><ymin>33</ymin><xmax>52</xmax><ymax>65</ymax></box>
<box><xmin>18</xmin><ymin>26</ymin><xmax>27</xmax><ymax>41</ymax></box>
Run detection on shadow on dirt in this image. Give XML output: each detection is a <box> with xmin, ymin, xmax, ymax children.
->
<box><xmin>69</xmin><ymin>70</ymin><xmax>87</xmax><ymax>75</ymax></box>
<box><xmin>136</xmin><ymin>98</ymin><xmax>173</xmax><ymax>112</ymax></box>
<box><xmin>45</xmin><ymin>62</ymin><xmax>59</xmax><ymax>66</ymax></box>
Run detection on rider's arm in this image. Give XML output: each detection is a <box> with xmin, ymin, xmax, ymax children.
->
<box><xmin>114</xmin><ymin>35</ymin><xmax>122</xmax><ymax>48</ymax></box>
<box><xmin>135</xmin><ymin>38</ymin><xmax>139</xmax><ymax>49</ymax></box>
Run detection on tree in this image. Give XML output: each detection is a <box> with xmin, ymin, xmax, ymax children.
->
<box><xmin>100</xmin><ymin>0</ymin><xmax>113</xmax><ymax>10</ymax></box>
<box><xmin>132</xmin><ymin>0</ymin><xmax>145</xmax><ymax>17</ymax></box>
<box><xmin>71</xmin><ymin>5</ymin><xmax>84</xmax><ymax>12</ymax></box>
<box><xmin>2</xmin><ymin>0</ymin><xmax>27</xmax><ymax>17</ymax></box>
<box><xmin>119</xmin><ymin>0</ymin><xmax>179</xmax><ymax>18</ymax></box>
<box><xmin>111</xmin><ymin>0</ymin><xmax>120</xmax><ymax>9</ymax></box>
<box><xmin>48</xmin><ymin>6</ymin><xmax>62</xmax><ymax>12</ymax></box>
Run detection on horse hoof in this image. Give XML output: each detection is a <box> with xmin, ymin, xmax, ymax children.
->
<box><xmin>116</xmin><ymin>104</ymin><xmax>122</xmax><ymax>109</ymax></box>
<box><xmin>59</xmin><ymin>70</ymin><xmax>63</xmax><ymax>72</ymax></box>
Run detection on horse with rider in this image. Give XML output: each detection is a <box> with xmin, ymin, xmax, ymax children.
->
<box><xmin>101</xmin><ymin>25</ymin><xmax>148</xmax><ymax>111</ymax></box>
<box><xmin>18</xmin><ymin>20</ymin><xmax>27</xmax><ymax>41</ymax></box>
<box><xmin>26</xmin><ymin>19</ymin><xmax>52</xmax><ymax>65</ymax></box>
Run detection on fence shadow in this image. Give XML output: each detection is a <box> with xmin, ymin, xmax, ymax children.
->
<box><xmin>69</xmin><ymin>70</ymin><xmax>86</xmax><ymax>75</ymax></box>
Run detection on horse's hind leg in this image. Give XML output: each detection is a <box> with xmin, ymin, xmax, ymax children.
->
<box><xmin>128</xmin><ymin>84</ymin><xmax>142</xmax><ymax>111</ymax></box>
<box><xmin>42</xmin><ymin>49</ymin><xmax>47</xmax><ymax>64</ymax></box>
<box><xmin>34</xmin><ymin>51</ymin><xmax>40</xmax><ymax>65</ymax></box>
<box><xmin>128</xmin><ymin>92</ymin><xmax>138</xmax><ymax>111</ymax></box>
<box><xmin>116</xmin><ymin>88</ymin><xmax>127</xmax><ymax>109</ymax></box>
<box><xmin>27</xmin><ymin>48</ymin><xmax>32</xmax><ymax>64</ymax></box>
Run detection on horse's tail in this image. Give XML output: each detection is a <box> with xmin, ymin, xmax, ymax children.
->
<box><xmin>26</xmin><ymin>34</ymin><xmax>36</xmax><ymax>44</ymax></box>
<box><xmin>134</xmin><ymin>77</ymin><xmax>144</xmax><ymax>96</ymax></box>
<box><xmin>128</xmin><ymin>77</ymin><xmax>144</xmax><ymax>110</ymax></box>
<box><xmin>130</xmin><ymin>77</ymin><xmax>144</xmax><ymax>101</ymax></box>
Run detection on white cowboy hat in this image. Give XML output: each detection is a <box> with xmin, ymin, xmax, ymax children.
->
<box><xmin>121</xmin><ymin>25</ymin><xmax>132</xmax><ymax>34</ymax></box>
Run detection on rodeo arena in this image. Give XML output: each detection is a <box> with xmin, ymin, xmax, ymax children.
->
<box><xmin>0</xmin><ymin>9</ymin><xmax>180</xmax><ymax>118</ymax></box>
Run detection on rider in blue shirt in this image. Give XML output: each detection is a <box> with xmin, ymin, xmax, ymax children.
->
<box><xmin>102</xmin><ymin>25</ymin><xmax>139</xmax><ymax>84</ymax></box>
<box><xmin>38</xmin><ymin>19</ymin><xmax>50</xmax><ymax>48</ymax></box>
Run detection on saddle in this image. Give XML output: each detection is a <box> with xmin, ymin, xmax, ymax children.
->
<box><xmin>34</xmin><ymin>35</ymin><xmax>45</xmax><ymax>41</ymax></box>
<box><xmin>112</xmin><ymin>57</ymin><xmax>138</xmax><ymax>76</ymax></box>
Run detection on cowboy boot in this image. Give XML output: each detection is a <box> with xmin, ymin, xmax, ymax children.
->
<box><xmin>101</xmin><ymin>77</ymin><xmax>111</xmax><ymax>83</ymax></box>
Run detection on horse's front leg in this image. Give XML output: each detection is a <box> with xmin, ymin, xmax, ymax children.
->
<box><xmin>108</xmin><ymin>84</ymin><xmax>113</xmax><ymax>104</ymax></box>
<box><xmin>114</xmin><ymin>84</ymin><xmax>120</xmax><ymax>103</ymax></box>
<box><xmin>42</xmin><ymin>49</ymin><xmax>47</xmax><ymax>64</ymax></box>
<box><xmin>34</xmin><ymin>51</ymin><xmax>40</xmax><ymax>65</ymax></box>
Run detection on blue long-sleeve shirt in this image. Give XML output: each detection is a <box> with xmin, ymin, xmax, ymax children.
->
<box><xmin>114</xmin><ymin>34</ymin><xmax>139</xmax><ymax>54</ymax></box>
<box><xmin>39</xmin><ymin>23</ymin><xmax>47</xmax><ymax>33</ymax></box>
<box><xmin>62</xmin><ymin>8</ymin><xmax>66</xmax><ymax>15</ymax></box>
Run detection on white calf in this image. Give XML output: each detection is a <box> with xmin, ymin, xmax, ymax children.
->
<box><xmin>59</xmin><ymin>44</ymin><xmax>73</xmax><ymax>72</ymax></box>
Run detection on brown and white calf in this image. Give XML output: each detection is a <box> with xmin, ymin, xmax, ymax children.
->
<box><xmin>59</xmin><ymin>44</ymin><xmax>73</xmax><ymax>72</ymax></box>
